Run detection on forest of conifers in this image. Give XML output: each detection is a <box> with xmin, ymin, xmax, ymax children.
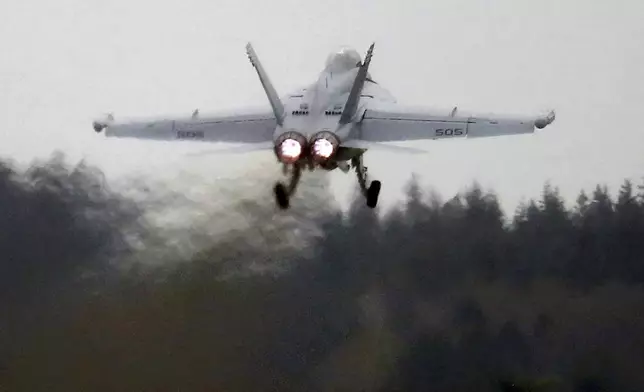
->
<box><xmin>1</xmin><ymin>153</ymin><xmax>644</xmax><ymax>391</ymax></box>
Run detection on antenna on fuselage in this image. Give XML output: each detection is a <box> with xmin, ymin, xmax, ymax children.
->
<box><xmin>339</xmin><ymin>43</ymin><xmax>375</xmax><ymax>125</ymax></box>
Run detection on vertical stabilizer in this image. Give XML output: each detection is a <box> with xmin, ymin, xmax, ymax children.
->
<box><xmin>246</xmin><ymin>43</ymin><xmax>285</xmax><ymax>126</ymax></box>
<box><xmin>339</xmin><ymin>43</ymin><xmax>375</xmax><ymax>125</ymax></box>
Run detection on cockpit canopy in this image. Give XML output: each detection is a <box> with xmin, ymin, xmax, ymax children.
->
<box><xmin>324</xmin><ymin>47</ymin><xmax>363</xmax><ymax>72</ymax></box>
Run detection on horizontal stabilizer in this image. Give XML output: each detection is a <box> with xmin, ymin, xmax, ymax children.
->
<box><xmin>184</xmin><ymin>142</ymin><xmax>274</xmax><ymax>157</ymax></box>
<box><xmin>342</xmin><ymin>139</ymin><xmax>428</xmax><ymax>154</ymax></box>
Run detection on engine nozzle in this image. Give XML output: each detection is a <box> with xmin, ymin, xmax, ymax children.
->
<box><xmin>309</xmin><ymin>131</ymin><xmax>340</xmax><ymax>162</ymax></box>
<box><xmin>274</xmin><ymin>131</ymin><xmax>307</xmax><ymax>163</ymax></box>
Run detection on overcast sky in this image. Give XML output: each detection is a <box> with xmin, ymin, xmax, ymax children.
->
<box><xmin>1</xmin><ymin>0</ymin><xmax>643</xmax><ymax>215</ymax></box>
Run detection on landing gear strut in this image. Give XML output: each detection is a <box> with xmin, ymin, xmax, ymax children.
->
<box><xmin>352</xmin><ymin>155</ymin><xmax>381</xmax><ymax>208</ymax></box>
<box><xmin>274</xmin><ymin>163</ymin><xmax>302</xmax><ymax>209</ymax></box>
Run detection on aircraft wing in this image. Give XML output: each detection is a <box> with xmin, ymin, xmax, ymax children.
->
<box><xmin>93</xmin><ymin>107</ymin><xmax>276</xmax><ymax>143</ymax></box>
<box><xmin>355</xmin><ymin>103</ymin><xmax>555</xmax><ymax>142</ymax></box>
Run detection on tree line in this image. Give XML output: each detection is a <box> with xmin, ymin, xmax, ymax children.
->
<box><xmin>1</xmin><ymin>153</ymin><xmax>644</xmax><ymax>391</ymax></box>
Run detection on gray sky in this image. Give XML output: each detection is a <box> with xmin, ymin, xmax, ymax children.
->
<box><xmin>2</xmin><ymin>0</ymin><xmax>643</xmax><ymax>215</ymax></box>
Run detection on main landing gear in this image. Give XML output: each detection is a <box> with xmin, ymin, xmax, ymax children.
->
<box><xmin>273</xmin><ymin>155</ymin><xmax>381</xmax><ymax>210</ymax></box>
<box><xmin>273</xmin><ymin>163</ymin><xmax>302</xmax><ymax>210</ymax></box>
<box><xmin>352</xmin><ymin>155</ymin><xmax>381</xmax><ymax>209</ymax></box>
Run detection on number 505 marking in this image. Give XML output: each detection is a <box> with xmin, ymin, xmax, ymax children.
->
<box><xmin>435</xmin><ymin>128</ymin><xmax>465</xmax><ymax>137</ymax></box>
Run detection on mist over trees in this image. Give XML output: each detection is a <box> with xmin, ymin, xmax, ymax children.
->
<box><xmin>2</xmin><ymin>152</ymin><xmax>644</xmax><ymax>391</ymax></box>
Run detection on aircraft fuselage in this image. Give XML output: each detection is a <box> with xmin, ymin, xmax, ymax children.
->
<box><xmin>274</xmin><ymin>49</ymin><xmax>396</xmax><ymax>144</ymax></box>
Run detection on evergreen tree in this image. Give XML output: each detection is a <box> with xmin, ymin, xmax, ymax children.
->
<box><xmin>637</xmin><ymin>177</ymin><xmax>644</xmax><ymax>205</ymax></box>
<box><xmin>511</xmin><ymin>184</ymin><xmax>573</xmax><ymax>282</ymax></box>
<box><xmin>461</xmin><ymin>183</ymin><xmax>506</xmax><ymax>280</ymax></box>
<box><xmin>572</xmin><ymin>189</ymin><xmax>590</xmax><ymax>226</ymax></box>
<box><xmin>509</xmin><ymin>199</ymin><xmax>542</xmax><ymax>283</ymax></box>
<box><xmin>614</xmin><ymin>179</ymin><xmax>644</xmax><ymax>282</ymax></box>
<box><xmin>512</xmin><ymin>199</ymin><xmax>529</xmax><ymax>227</ymax></box>
<box><xmin>573</xmin><ymin>185</ymin><xmax>615</xmax><ymax>285</ymax></box>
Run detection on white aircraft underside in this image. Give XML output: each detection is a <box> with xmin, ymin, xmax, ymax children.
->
<box><xmin>92</xmin><ymin>43</ymin><xmax>556</xmax><ymax>209</ymax></box>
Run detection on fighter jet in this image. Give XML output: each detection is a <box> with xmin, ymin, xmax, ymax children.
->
<box><xmin>92</xmin><ymin>43</ymin><xmax>556</xmax><ymax>210</ymax></box>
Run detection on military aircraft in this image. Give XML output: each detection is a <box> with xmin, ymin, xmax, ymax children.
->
<box><xmin>93</xmin><ymin>43</ymin><xmax>555</xmax><ymax>209</ymax></box>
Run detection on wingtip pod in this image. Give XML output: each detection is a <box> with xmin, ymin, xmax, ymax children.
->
<box><xmin>535</xmin><ymin>109</ymin><xmax>556</xmax><ymax>129</ymax></box>
<box><xmin>92</xmin><ymin>121</ymin><xmax>105</xmax><ymax>133</ymax></box>
<box><xmin>92</xmin><ymin>113</ymin><xmax>114</xmax><ymax>133</ymax></box>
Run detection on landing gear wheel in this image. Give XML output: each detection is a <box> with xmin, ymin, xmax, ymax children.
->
<box><xmin>274</xmin><ymin>182</ymin><xmax>290</xmax><ymax>209</ymax></box>
<box><xmin>352</xmin><ymin>154</ymin><xmax>380</xmax><ymax>208</ymax></box>
<box><xmin>366</xmin><ymin>180</ymin><xmax>381</xmax><ymax>208</ymax></box>
<box><xmin>274</xmin><ymin>163</ymin><xmax>302</xmax><ymax>210</ymax></box>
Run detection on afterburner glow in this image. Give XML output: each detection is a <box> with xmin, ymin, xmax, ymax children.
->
<box><xmin>309</xmin><ymin>131</ymin><xmax>340</xmax><ymax>162</ymax></box>
<box><xmin>274</xmin><ymin>131</ymin><xmax>307</xmax><ymax>163</ymax></box>
<box><xmin>312</xmin><ymin>139</ymin><xmax>334</xmax><ymax>158</ymax></box>
<box><xmin>280</xmin><ymin>139</ymin><xmax>302</xmax><ymax>161</ymax></box>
